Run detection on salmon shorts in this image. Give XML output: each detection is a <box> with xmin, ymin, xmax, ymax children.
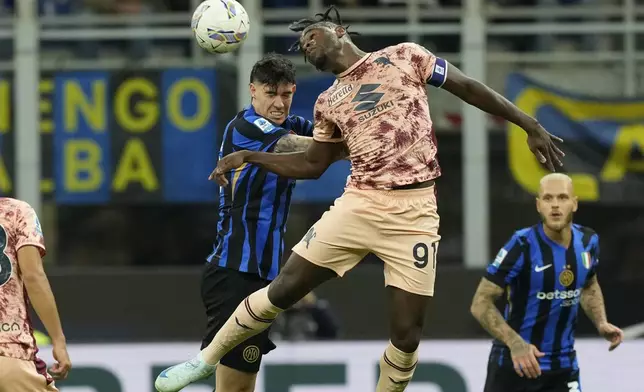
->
<box><xmin>291</xmin><ymin>185</ymin><xmax>440</xmax><ymax>296</ymax></box>
<box><xmin>0</xmin><ymin>356</ymin><xmax>58</xmax><ymax>392</ymax></box>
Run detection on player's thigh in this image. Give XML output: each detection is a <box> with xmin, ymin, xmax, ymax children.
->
<box><xmin>372</xmin><ymin>188</ymin><xmax>441</xmax><ymax>297</ymax></box>
<box><xmin>290</xmin><ymin>190</ymin><xmax>372</xmax><ymax>279</ymax></box>
<box><xmin>267</xmin><ymin>251</ymin><xmax>342</xmax><ymax>309</ymax></box>
<box><xmin>0</xmin><ymin>357</ymin><xmax>58</xmax><ymax>392</ymax></box>
<box><xmin>216</xmin><ymin>363</ymin><xmax>258</xmax><ymax>392</ymax></box>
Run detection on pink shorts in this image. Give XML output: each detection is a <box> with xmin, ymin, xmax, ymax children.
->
<box><xmin>292</xmin><ymin>185</ymin><xmax>440</xmax><ymax>296</ymax></box>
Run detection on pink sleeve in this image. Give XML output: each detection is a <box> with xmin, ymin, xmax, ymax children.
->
<box><xmin>14</xmin><ymin>201</ymin><xmax>46</xmax><ymax>257</ymax></box>
<box><xmin>403</xmin><ymin>43</ymin><xmax>448</xmax><ymax>88</ymax></box>
<box><xmin>312</xmin><ymin>96</ymin><xmax>343</xmax><ymax>143</ymax></box>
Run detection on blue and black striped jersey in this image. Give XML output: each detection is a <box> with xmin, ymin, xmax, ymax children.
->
<box><xmin>207</xmin><ymin>105</ymin><xmax>314</xmax><ymax>280</ymax></box>
<box><xmin>485</xmin><ymin>223</ymin><xmax>600</xmax><ymax>371</ymax></box>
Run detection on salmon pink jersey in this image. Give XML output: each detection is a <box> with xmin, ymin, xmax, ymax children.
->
<box><xmin>313</xmin><ymin>42</ymin><xmax>448</xmax><ymax>189</ymax></box>
<box><xmin>0</xmin><ymin>198</ymin><xmax>46</xmax><ymax>362</ymax></box>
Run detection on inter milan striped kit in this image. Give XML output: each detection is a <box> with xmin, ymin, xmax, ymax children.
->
<box><xmin>207</xmin><ymin>105</ymin><xmax>313</xmax><ymax>280</ymax></box>
<box><xmin>483</xmin><ymin>222</ymin><xmax>600</xmax><ymax>391</ymax></box>
<box><xmin>200</xmin><ymin>105</ymin><xmax>313</xmax><ymax>374</ymax></box>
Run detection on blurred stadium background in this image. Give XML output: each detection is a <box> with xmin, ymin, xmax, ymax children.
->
<box><xmin>2</xmin><ymin>0</ymin><xmax>644</xmax><ymax>390</ymax></box>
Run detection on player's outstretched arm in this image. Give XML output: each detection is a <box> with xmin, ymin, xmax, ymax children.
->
<box><xmin>580</xmin><ymin>276</ymin><xmax>623</xmax><ymax>351</ymax></box>
<box><xmin>18</xmin><ymin>246</ymin><xmax>72</xmax><ymax>379</ymax></box>
<box><xmin>211</xmin><ymin>140</ymin><xmax>345</xmax><ymax>186</ymax></box>
<box><xmin>274</xmin><ymin>135</ymin><xmax>349</xmax><ymax>160</ymax></box>
<box><xmin>440</xmin><ymin>63</ymin><xmax>564</xmax><ymax>172</ymax></box>
<box><xmin>471</xmin><ymin>278</ymin><xmax>544</xmax><ymax>378</ymax></box>
<box><xmin>274</xmin><ymin>134</ymin><xmax>313</xmax><ymax>153</ymax></box>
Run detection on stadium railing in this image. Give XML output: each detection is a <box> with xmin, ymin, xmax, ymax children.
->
<box><xmin>1</xmin><ymin>0</ymin><xmax>642</xmax><ymax>94</ymax></box>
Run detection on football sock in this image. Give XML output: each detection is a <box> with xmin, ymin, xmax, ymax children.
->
<box><xmin>201</xmin><ymin>286</ymin><xmax>283</xmax><ymax>365</ymax></box>
<box><xmin>375</xmin><ymin>341</ymin><xmax>418</xmax><ymax>392</ymax></box>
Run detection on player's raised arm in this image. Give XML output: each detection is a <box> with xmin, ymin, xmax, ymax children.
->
<box><xmin>15</xmin><ymin>204</ymin><xmax>71</xmax><ymax>380</ymax></box>
<box><xmin>579</xmin><ymin>234</ymin><xmax>624</xmax><ymax>351</ymax></box>
<box><xmin>443</xmin><ymin>64</ymin><xmax>564</xmax><ymax>171</ymax></box>
<box><xmin>406</xmin><ymin>42</ymin><xmax>564</xmax><ymax>171</ymax></box>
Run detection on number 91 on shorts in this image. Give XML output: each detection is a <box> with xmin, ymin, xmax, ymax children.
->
<box><xmin>291</xmin><ymin>185</ymin><xmax>441</xmax><ymax>297</ymax></box>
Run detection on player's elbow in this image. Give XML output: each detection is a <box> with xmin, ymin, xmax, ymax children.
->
<box><xmin>470</xmin><ymin>298</ymin><xmax>482</xmax><ymax>319</ymax></box>
<box><xmin>469</xmin><ymin>296</ymin><xmax>490</xmax><ymax>320</ymax></box>
<box><xmin>22</xmin><ymin>268</ymin><xmax>47</xmax><ymax>285</ymax></box>
<box><xmin>301</xmin><ymin>161</ymin><xmax>329</xmax><ymax>179</ymax></box>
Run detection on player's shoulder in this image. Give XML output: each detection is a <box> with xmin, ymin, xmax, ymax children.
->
<box><xmin>386</xmin><ymin>42</ymin><xmax>429</xmax><ymax>57</ymax></box>
<box><xmin>314</xmin><ymin>87</ymin><xmax>335</xmax><ymax>111</ymax></box>
<box><xmin>230</xmin><ymin>109</ymin><xmax>285</xmax><ymax>140</ymax></box>
<box><xmin>285</xmin><ymin>114</ymin><xmax>308</xmax><ymax>124</ymax></box>
<box><xmin>283</xmin><ymin>114</ymin><xmax>311</xmax><ymax>134</ymax></box>
<box><xmin>239</xmin><ymin>111</ymin><xmax>278</xmax><ymax>134</ymax></box>
<box><xmin>509</xmin><ymin>225</ymin><xmax>537</xmax><ymax>246</ymax></box>
<box><xmin>0</xmin><ymin>197</ymin><xmax>32</xmax><ymax>213</ymax></box>
<box><xmin>572</xmin><ymin>223</ymin><xmax>599</xmax><ymax>246</ymax></box>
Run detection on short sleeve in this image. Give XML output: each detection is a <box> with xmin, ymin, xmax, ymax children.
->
<box><xmin>402</xmin><ymin>42</ymin><xmax>448</xmax><ymax>88</ymax></box>
<box><xmin>312</xmin><ymin>96</ymin><xmax>343</xmax><ymax>143</ymax></box>
<box><xmin>234</xmin><ymin>116</ymin><xmax>289</xmax><ymax>151</ymax></box>
<box><xmin>484</xmin><ymin>233</ymin><xmax>525</xmax><ymax>288</ymax></box>
<box><xmin>14</xmin><ymin>201</ymin><xmax>46</xmax><ymax>257</ymax></box>
<box><xmin>584</xmin><ymin>234</ymin><xmax>600</xmax><ymax>287</ymax></box>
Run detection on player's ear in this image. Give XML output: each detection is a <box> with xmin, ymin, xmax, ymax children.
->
<box><xmin>335</xmin><ymin>25</ymin><xmax>346</xmax><ymax>38</ymax></box>
<box><xmin>535</xmin><ymin>197</ymin><xmax>541</xmax><ymax>213</ymax></box>
<box><xmin>249</xmin><ymin>83</ymin><xmax>256</xmax><ymax>98</ymax></box>
<box><xmin>291</xmin><ymin>84</ymin><xmax>297</xmax><ymax>94</ymax></box>
<box><xmin>572</xmin><ymin>196</ymin><xmax>578</xmax><ymax>212</ymax></box>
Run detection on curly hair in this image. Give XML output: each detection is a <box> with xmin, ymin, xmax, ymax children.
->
<box><xmin>288</xmin><ymin>5</ymin><xmax>359</xmax><ymax>53</ymax></box>
<box><xmin>249</xmin><ymin>53</ymin><xmax>297</xmax><ymax>86</ymax></box>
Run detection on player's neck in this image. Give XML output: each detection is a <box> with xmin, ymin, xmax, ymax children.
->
<box><xmin>330</xmin><ymin>44</ymin><xmax>367</xmax><ymax>75</ymax></box>
<box><xmin>542</xmin><ymin>223</ymin><xmax>572</xmax><ymax>248</ymax></box>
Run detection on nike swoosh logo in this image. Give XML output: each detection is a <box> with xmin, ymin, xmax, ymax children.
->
<box><xmin>535</xmin><ymin>264</ymin><xmax>552</xmax><ymax>272</ymax></box>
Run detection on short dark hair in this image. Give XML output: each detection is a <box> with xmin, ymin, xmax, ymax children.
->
<box><xmin>249</xmin><ymin>53</ymin><xmax>296</xmax><ymax>87</ymax></box>
<box><xmin>288</xmin><ymin>6</ymin><xmax>359</xmax><ymax>53</ymax></box>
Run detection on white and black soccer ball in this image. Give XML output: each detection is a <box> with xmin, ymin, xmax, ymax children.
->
<box><xmin>191</xmin><ymin>0</ymin><xmax>250</xmax><ymax>54</ymax></box>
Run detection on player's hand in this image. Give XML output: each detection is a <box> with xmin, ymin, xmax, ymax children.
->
<box><xmin>524</xmin><ymin>121</ymin><xmax>565</xmax><ymax>172</ymax></box>
<box><xmin>509</xmin><ymin>340</ymin><xmax>545</xmax><ymax>379</ymax></box>
<box><xmin>209</xmin><ymin>151</ymin><xmax>251</xmax><ymax>187</ymax></box>
<box><xmin>49</xmin><ymin>342</ymin><xmax>72</xmax><ymax>380</ymax></box>
<box><xmin>598</xmin><ymin>322</ymin><xmax>624</xmax><ymax>351</ymax></box>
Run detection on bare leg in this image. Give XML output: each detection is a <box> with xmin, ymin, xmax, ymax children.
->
<box><xmin>376</xmin><ymin>286</ymin><xmax>431</xmax><ymax>391</ymax></box>
<box><xmin>200</xmin><ymin>252</ymin><xmax>337</xmax><ymax>364</ymax></box>
<box><xmin>215</xmin><ymin>364</ymin><xmax>257</xmax><ymax>392</ymax></box>
<box><xmin>154</xmin><ymin>253</ymin><xmax>339</xmax><ymax>392</ymax></box>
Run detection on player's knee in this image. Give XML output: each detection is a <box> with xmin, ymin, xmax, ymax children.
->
<box><xmin>267</xmin><ymin>271</ymin><xmax>297</xmax><ymax>309</ymax></box>
<box><xmin>390</xmin><ymin>324</ymin><xmax>422</xmax><ymax>353</ymax></box>
<box><xmin>267</xmin><ymin>253</ymin><xmax>335</xmax><ymax>310</ymax></box>
<box><xmin>216</xmin><ymin>365</ymin><xmax>257</xmax><ymax>392</ymax></box>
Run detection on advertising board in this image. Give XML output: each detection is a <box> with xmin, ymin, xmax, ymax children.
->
<box><xmin>38</xmin><ymin>339</ymin><xmax>643</xmax><ymax>392</ymax></box>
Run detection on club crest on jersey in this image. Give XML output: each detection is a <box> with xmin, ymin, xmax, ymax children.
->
<box><xmin>328</xmin><ymin>84</ymin><xmax>354</xmax><ymax>107</ymax></box>
<box><xmin>581</xmin><ymin>252</ymin><xmax>592</xmax><ymax>269</ymax></box>
<box><xmin>253</xmin><ymin>118</ymin><xmax>275</xmax><ymax>133</ymax></box>
<box><xmin>492</xmin><ymin>249</ymin><xmax>507</xmax><ymax>267</ymax></box>
<box><xmin>559</xmin><ymin>267</ymin><xmax>574</xmax><ymax>287</ymax></box>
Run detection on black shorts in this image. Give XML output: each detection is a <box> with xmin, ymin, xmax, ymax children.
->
<box><xmin>200</xmin><ymin>262</ymin><xmax>276</xmax><ymax>374</ymax></box>
<box><xmin>484</xmin><ymin>360</ymin><xmax>582</xmax><ymax>392</ymax></box>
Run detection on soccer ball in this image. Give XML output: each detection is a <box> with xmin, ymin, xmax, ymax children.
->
<box><xmin>191</xmin><ymin>0</ymin><xmax>250</xmax><ymax>54</ymax></box>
